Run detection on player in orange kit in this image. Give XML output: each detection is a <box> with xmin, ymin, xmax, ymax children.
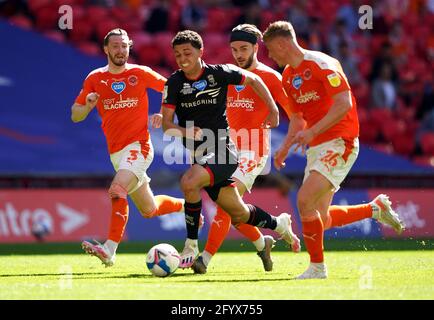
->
<box><xmin>71</xmin><ymin>28</ymin><xmax>184</xmax><ymax>267</ymax></box>
<box><xmin>192</xmin><ymin>24</ymin><xmax>300</xmax><ymax>274</ymax></box>
<box><xmin>263</xmin><ymin>21</ymin><xmax>405</xmax><ymax>279</ymax></box>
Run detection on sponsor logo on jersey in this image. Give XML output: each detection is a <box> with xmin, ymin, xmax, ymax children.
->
<box><xmin>296</xmin><ymin>90</ymin><xmax>320</xmax><ymax>104</ymax></box>
<box><xmin>235</xmin><ymin>85</ymin><xmax>245</xmax><ymax>92</ymax></box>
<box><xmin>195</xmin><ymin>88</ymin><xmax>221</xmax><ymax>98</ymax></box>
<box><xmin>327</xmin><ymin>73</ymin><xmax>341</xmax><ymax>87</ymax></box>
<box><xmin>292</xmin><ymin>75</ymin><xmax>303</xmax><ymax>90</ymax></box>
<box><xmin>103</xmin><ymin>96</ymin><xmax>139</xmax><ymax>110</ymax></box>
<box><xmin>180</xmin><ymin>83</ymin><xmax>194</xmax><ymax>95</ymax></box>
<box><xmin>227</xmin><ymin>97</ymin><xmax>254</xmax><ymax>110</ymax></box>
<box><xmin>192</xmin><ymin>80</ymin><xmax>207</xmax><ymax>91</ymax></box>
<box><xmin>303</xmin><ymin>68</ymin><xmax>312</xmax><ymax>80</ymax></box>
<box><xmin>111</xmin><ymin>81</ymin><xmax>126</xmax><ymax>94</ymax></box>
<box><xmin>128</xmin><ymin>75</ymin><xmax>138</xmax><ymax>86</ymax></box>
<box><xmin>100</xmin><ymin>80</ymin><xmax>109</xmax><ymax>86</ymax></box>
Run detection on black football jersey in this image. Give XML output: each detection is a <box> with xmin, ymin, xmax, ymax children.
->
<box><xmin>163</xmin><ymin>62</ymin><xmax>244</xmax><ymax>151</ymax></box>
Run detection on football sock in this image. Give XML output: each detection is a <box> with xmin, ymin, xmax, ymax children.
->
<box><xmin>184</xmin><ymin>200</ymin><xmax>202</xmax><ymax>240</ymax></box>
<box><xmin>204</xmin><ymin>206</ymin><xmax>231</xmax><ymax>255</ymax></box>
<box><xmin>246</xmin><ymin>204</ymin><xmax>277</xmax><ymax>229</ymax></box>
<box><xmin>301</xmin><ymin>215</ymin><xmax>324</xmax><ymax>263</ymax></box>
<box><xmin>252</xmin><ymin>235</ymin><xmax>266</xmax><ymax>251</ymax></box>
<box><xmin>235</xmin><ymin>223</ymin><xmax>264</xmax><ymax>250</ymax></box>
<box><xmin>153</xmin><ymin>195</ymin><xmax>184</xmax><ymax>216</ymax></box>
<box><xmin>104</xmin><ymin>239</ymin><xmax>118</xmax><ymax>256</ymax></box>
<box><xmin>108</xmin><ymin>197</ymin><xmax>129</xmax><ymax>243</ymax></box>
<box><xmin>201</xmin><ymin>250</ymin><xmax>213</xmax><ymax>267</ymax></box>
<box><xmin>326</xmin><ymin>204</ymin><xmax>373</xmax><ymax>229</ymax></box>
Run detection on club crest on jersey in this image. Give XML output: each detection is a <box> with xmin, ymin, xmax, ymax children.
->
<box><xmin>192</xmin><ymin>80</ymin><xmax>207</xmax><ymax>91</ymax></box>
<box><xmin>128</xmin><ymin>75</ymin><xmax>138</xmax><ymax>86</ymax></box>
<box><xmin>235</xmin><ymin>85</ymin><xmax>245</xmax><ymax>92</ymax></box>
<box><xmin>292</xmin><ymin>75</ymin><xmax>303</xmax><ymax>90</ymax></box>
<box><xmin>207</xmin><ymin>75</ymin><xmax>217</xmax><ymax>87</ymax></box>
<box><xmin>303</xmin><ymin>68</ymin><xmax>312</xmax><ymax>80</ymax></box>
<box><xmin>111</xmin><ymin>81</ymin><xmax>126</xmax><ymax>94</ymax></box>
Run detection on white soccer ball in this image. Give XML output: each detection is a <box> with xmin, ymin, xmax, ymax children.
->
<box><xmin>146</xmin><ymin>243</ymin><xmax>180</xmax><ymax>277</ymax></box>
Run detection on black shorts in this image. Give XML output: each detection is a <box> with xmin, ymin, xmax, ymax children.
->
<box><xmin>192</xmin><ymin>138</ymin><xmax>239</xmax><ymax>201</ymax></box>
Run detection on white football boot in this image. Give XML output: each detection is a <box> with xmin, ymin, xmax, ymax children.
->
<box><xmin>295</xmin><ymin>262</ymin><xmax>328</xmax><ymax>280</ymax></box>
<box><xmin>81</xmin><ymin>240</ymin><xmax>115</xmax><ymax>267</ymax></box>
<box><xmin>275</xmin><ymin>213</ymin><xmax>301</xmax><ymax>253</ymax></box>
<box><xmin>179</xmin><ymin>238</ymin><xmax>199</xmax><ymax>269</ymax></box>
<box><xmin>371</xmin><ymin>194</ymin><xmax>405</xmax><ymax>234</ymax></box>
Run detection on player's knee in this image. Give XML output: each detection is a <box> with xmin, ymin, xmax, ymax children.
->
<box><xmin>108</xmin><ymin>183</ymin><xmax>128</xmax><ymax>199</ymax></box>
<box><xmin>140</xmin><ymin>206</ymin><xmax>157</xmax><ymax>219</ymax></box>
<box><xmin>297</xmin><ymin>191</ymin><xmax>313</xmax><ymax>213</ymax></box>
<box><xmin>180</xmin><ymin>176</ymin><xmax>200</xmax><ymax>195</ymax></box>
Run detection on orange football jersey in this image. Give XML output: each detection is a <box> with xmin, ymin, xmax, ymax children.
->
<box><xmin>282</xmin><ymin>50</ymin><xmax>359</xmax><ymax>146</ymax></box>
<box><xmin>75</xmin><ymin>63</ymin><xmax>166</xmax><ymax>153</ymax></box>
<box><xmin>227</xmin><ymin>62</ymin><xmax>292</xmax><ymax>157</ymax></box>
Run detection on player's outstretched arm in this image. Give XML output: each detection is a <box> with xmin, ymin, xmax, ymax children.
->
<box><xmin>242</xmin><ymin>71</ymin><xmax>279</xmax><ymax>128</ymax></box>
<box><xmin>71</xmin><ymin>92</ymin><xmax>99</xmax><ymax>123</ymax></box>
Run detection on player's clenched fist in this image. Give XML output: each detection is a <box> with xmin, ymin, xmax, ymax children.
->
<box><xmin>86</xmin><ymin>92</ymin><xmax>100</xmax><ymax>109</ymax></box>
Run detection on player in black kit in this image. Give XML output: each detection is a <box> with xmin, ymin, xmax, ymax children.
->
<box><xmin>162</xmin><ymin>30</ymin><xmax>299</xmax><ymax>270</ymax></box>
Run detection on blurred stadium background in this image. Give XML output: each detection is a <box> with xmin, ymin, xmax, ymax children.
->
<box><xmin>0</xmin><ymin>0</ymin><xmax>433</xmax><ymax>248</ymax></box>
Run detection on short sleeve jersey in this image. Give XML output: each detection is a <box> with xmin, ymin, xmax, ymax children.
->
<box><xmin>75</xmin><ymin>63</ymin><xmax>166</xmax><ymax>154</ymax></box>
<box><xmin>226</xmin><ymin>62</ymin><xmax>292</xmax><ymax>157</ymax></box>
<box><xmin>282</xmin><ymin>50</ymin><xmax>359</xmax><ymax>146</ymax></box>
<box><xmin>162</xmin><ymin>62</ymin><xmax>245</xmax><ymax>150</ymax></box>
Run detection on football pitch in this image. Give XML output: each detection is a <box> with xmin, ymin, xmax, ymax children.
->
<box><xmin>1</xmin><ymin>241</ymin><xmax>433</xmax><ymax>300</ymax></box>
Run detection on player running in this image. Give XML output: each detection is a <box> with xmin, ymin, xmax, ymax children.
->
<box><xmin>263</xmin><ymin>21</ymin><xmax>405</xmax><ymax>279</ymax></box>
<box><xmin>71</xmin><ymin>28</ymin><xmax>184</xmax><ymax>267</ymax></box>
<box><xmin>192</xmin><ymin>24</ymin><xmax>300</xmax><ymax>274</ymax></box>
<box><xmin>161</xmin><ymin>30</ymin><xmax>299</xmax><ymax>269</ymax></box>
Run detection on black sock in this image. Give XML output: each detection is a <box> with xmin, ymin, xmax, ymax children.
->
<box><xmin>246</xmin><ymin>204</ymin><xmax>277</xmax><ymax>230</ymax></box>
<box><xmin>184</xmin><ymin>200</ymin><xmax>202</xmax><ymax>240</ymax></box>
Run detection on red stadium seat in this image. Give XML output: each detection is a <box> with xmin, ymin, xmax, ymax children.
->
<box><xmin>87</xmin><ymin>6</ymin><xmax>110</xmax><ymax>27</ymax></box>
<box><xmin>391</xmin><ymin>134</ymin><xmax>415</xmax><ymax>156</ymax></box>
<box><xmin>381</xmin><ymin>118</ymin><xmax>406</xmax><ymax>141</ymax></box>
<box><xmin>35</xmin><ymin>5</ymin><xmax>60</xmax><ymax>30</ymax></box>
<box><xmin>369</xmin><ymin>108</ymin><xmax>393</xmax><ymax>128</ymax></box>
<box><xmin>43</xmin><ymin>30</ymin><xmax>66</xmax><ymax>43</ymax></box>
<box><xmin>359</xmin><ymin>120</ymin><xmax>379</xmax><ymax>144</ymax></box>
<box><xmin>153</xmin><ymin>32</ymin><xmax>175</xmax><ymax>53</ymax></box>
<box><xmin>412</xmin><ymin>155</ymin><xmax>434</xmax><ymax>167</ymax></box>
<box><xmin>130</xmin><ymin>31</ymin><xmax>153</xmax><ymax>49</ymax></box>
<box><xmin>373</xmin><ymin>143</ymin><xmax>394</xmax><ymax>155</ymax></box>
<box><xmin>136</xmin><ymin>44</ymin><xmax>162</xmax><ymax>66</ymax></box>
<box><xmin>28</xmin><ymin>0</ymin><xmax>52</xmax><ymax>12</ymax></box>
<box><xmin>77</xmin><ymin>41</ymin><xmax>102</xmax><ymax>56</ymax></box>
<box><xmin>420</xmin><ymin>132</ymin><xmax>434</xmax><ymax>156</ymax></box>
<box><xmin>9</xmin><ymin>15</ymin><xmax>33</xmax><ymax>30</ymax></box>
<box><xmin>69</xmin><ymin>18</ymin><xmax>94</xmax><ymax>43</ymax></box>
<box><xmin>96</xmin><ymin>21</ymin><xmax>120</xmax><ymax>42</ymax></box>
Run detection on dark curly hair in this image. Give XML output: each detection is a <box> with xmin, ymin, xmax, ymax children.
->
<box><xmin>171</xmin><ymin>30</ymin><xmax>203</xmax><ymax>49</ymax></box>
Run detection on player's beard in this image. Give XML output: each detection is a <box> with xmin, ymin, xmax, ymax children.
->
<box><xmin>108</xmin><ymin>52</ymin><xmax>128</xmax><ymax>67</ymax></box>
<box><xmin>238</xmin><ymin>53</ymin><xmax>254</xmax><ymax>70</ymax></box>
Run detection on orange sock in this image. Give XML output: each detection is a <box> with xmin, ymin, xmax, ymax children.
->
<box><xmin>326</xmin><ymin>204</ymin><xmax>373</xmax><ymax>229</ymax></box>
<box><xmin>108</xmin><ymin>197</ymin><xmax>129</xmax><ymax>243</ymax></box>
<box><xmin>153</xmin><ymin>195</ymin><xmax>184</xmax><ymax>216</ymax></box>
<box><xmin>301</xmin><ymin>216</ymin><xmax>324</xmax><ymax>263</ymax></box>
<box><xmin>204</xmin><ymin>207</ymin><xmax>231</xmax><ymax>256</ymax></box>
<box><xmin>235</xmin><ymin>223</ymin><xmax>261</xmax><ymax>242</ymax></box>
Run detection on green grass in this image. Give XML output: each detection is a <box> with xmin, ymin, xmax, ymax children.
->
<box><xmin>0</xmin><ymin>246</ymin><xmax>433</xmax><ymax>300</ymax></box>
